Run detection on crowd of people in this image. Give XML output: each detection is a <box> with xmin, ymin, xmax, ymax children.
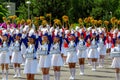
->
<box><xmin>0</xmin><ymin>15</ymin><xmax>120</xmax><ymax>80</ymax></box>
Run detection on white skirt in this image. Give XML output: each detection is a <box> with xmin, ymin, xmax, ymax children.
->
<box><xmin>63</xmin><ymin>48</ymin><xmax>67</xmax><ymax>56</ymax></box>
<box><xmin>111</xmin><ymin>57</ymin><xmax>120</xmax><ymax>68</ymax></box>
<box><xmin>21</xmin><ymin>44</ymin><xmax>26</xmax><ymax>54</ymax></box>
<box><xmin>51</xmin><ymin>54</ymin><xmax>63</xmax><ymax>66</ymax></box>
<box><xmin>106</xmin><ymin>43</ymin><xmax>111</xmax><ymax>49</ymax></box>
<box><xmin>11</xmin><ymin>51</ymin><xmax>23</xmax><ymax>64</ymax></box>
<box><xmin>61</xmin><ymin>47</ymin><xmax>65</xmax><ymax>55</ymax></box>
<box><xmin>77</xmin><ymin>50</ymin><xmax>87</xmax><ymax>58</ymax></box>
<box><xmin>88</xmin><ymin>49</ymin><xmax>99</xmax><ymax>58</ymax></box>
<box><xmin>0</xmin><ymin>51</ymin><xmax>10</xmax><ymax>64</ymax></box>
<box><xmin>24</xmin><ymin>59</ymin><xmax>38</xmax><ymax>74</ymax></box>
<box><xmin>66</xmin><ymin>52</ymin><xmax>77</xmax><ymax>63</ymax></box>
<box><xmin>97</xmin><ymin>47</ymin><xmax>106</xmax><ymax>55</ymax></box>
<box><xmin>38</xmin><ymin>55</ymin><xmax>51</xmax><ymax>68</ymax></box>
<box><xmin>86</xmin><ymin>48</ymin><xmax>90</xmax><ymax>58</ymax></box>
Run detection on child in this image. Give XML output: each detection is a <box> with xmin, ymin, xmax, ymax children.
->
<box><xmin>50</xmin><ymin>30</ymin><xmax>63</xmax><ymax>80</ymax></box>
<box><xmin>23</xmin><ymin>30</ymin><xmax>38</xmax><ymax>80</ymax></box>
<box><xmin>88</xmin><ymin>31</ymin><xmax>99</xmax><ymax>71</ymax></box>
<box><xmin>0</xmin><ymin>30</ymin><xmax>10</xmax><ymax>80</ymax></box>
<box><xmin>111</xmin><ymin>32</ymin><xmax>120</xmax><ymax>80</ymax></box>
<box><xmin>37</xmin><ymin>32</ymin><xmax>51</xmax><ymax>80</ymax></box>
<box><xmin>66</xmin><ymin>32</ymin><xmax>77</xmax><ymax>80</ymax></box>
<box><xmin>77</xmin><ymin>33</ymin><xmax>87</xmax><ymax>75</ymax></box>
<box><xmin>11</xmin><ymin>29</ymin><xmax>23</xmax><ymax>78</ymax></box>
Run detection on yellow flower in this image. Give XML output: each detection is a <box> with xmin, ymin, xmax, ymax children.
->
<box><xmin>110</xmin><ymin>17</ymin><xmax>116</xmax><ymax>24</ymax></box>
<box><xmin>42</xmin><ymin>20</ymin><xmax>47</xmax><ymax>26</ymax></box>
<box><xmin>6</xmin><ymin>20</ymin><xmax>10</xmax><ymax>24</ymax></box>
<box><xmin>2</xmin><ymin>17</ymin><xmax>6</xmax><ymax>20</ymax></box>
<box><xmin>34</xmin><ymin>17</ymin><xmax>39</xmax><ymax>20</ymax></box>
<box><xmin>40</xmin><ymin>16</ymin><xmax>45</xmax><ymax>20</ymax></box>
<box><xmin>8</xmin><ymin>16</ymin><xmax>13</xmax><ymax>19</ymax></box>
<box><xmin>104</xmin><ymin>21</ymin><xmax>109</xmax><ymax>25</ymax></box>
<box><xmin>54</xmin><ymin>19</ymin><xmax>61</xmax><ymax>25</ymax></box>
<box><xmin>97</xmin><ymin>20</ymin><xmax>102</xmax><ymax>25</ymax></box>
<box><xmin>17</xmin><ymin>20</ymin><xmax>20</xmax><ymax>24</ymax></box>
<box><xmin>84</xmin><ymin>18</ymin><xmax>88</xmax><ymax>23</ymax></box>
<box><xmin>34</xmin><ymin>21</ymin><xmax>38</xmax><ymax>26</ymax></box>
<box><xmin>20</xmin><ymin>19</ymin><xmax>25</xmax><ymax>24</ymax></box>
<box><xmin>78</xmin><ymin>18</ymin><xmax>83</xmax><ymax>24</ymax></box>
<box><xmin>117</xmin><ymin>20</ymin><xmax>120</xmax><ymax>25</ymax></box>
<box><xmin>27</xmin><ymin>19</ymin><xmax>32</xmax><ymax>25</ymax></box>
<box><xmin>62</xmin><ymin>15</ymin><xmax>69</xmax><ymax>22</ymax></box>
<box><xmin>46</xmin><ymin>13</ymin><xmax>52</xmax><ymax>17</ymax></box>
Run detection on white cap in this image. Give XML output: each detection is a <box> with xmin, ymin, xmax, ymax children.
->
<box><xmin>29</xmin><ymin>29</ymin><xmax>35</xmax><ymax>36</ymax></box>
<box><xmin>65</xmin><ymin>30</ymin><xmax>70</xmax><ymax>34</ymax></box>
<box><xmin>50</xmin><ymin>27</ymin><xmax>54</xmax><ymax>33</ymax></box>
<box><xmin>75</xmin><ymin>26</ymin><xmax>80</xmax><ymax>31</ymax></box>
<box><xmin>117</xmin><ymin>32</ymin><xmax>120</xmax><ymax>37</ymax></box>
<box><xmin>2</xmin><ymin>30</ymin><xmax>7</xmax><ymax>35</ymax></box>
<box><xmin>15</xmin><ymin>29</ymin><xmax>19</xmax><ymax>34</ymax></box>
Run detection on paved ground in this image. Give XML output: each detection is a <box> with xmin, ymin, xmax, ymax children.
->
<box><xmin>0</xmin><ymin>55</ymin><xmax>116</xmax><ymax>80</ymax></box>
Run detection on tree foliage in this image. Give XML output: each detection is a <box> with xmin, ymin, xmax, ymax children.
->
<box><xmin>1</xmin><ymin>0</ymin><xmax>120</xmax><ymax>23</ymax></box>
<box><xmin>0</xmin><ymin>5</ymin><xmax>8</xmax><ymax>22</ymax></box>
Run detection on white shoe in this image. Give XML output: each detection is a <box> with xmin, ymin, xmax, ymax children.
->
<box><xmin>98</xmin><ymin>65</ymin><xmax>103</xmax><ymax>68</ymax></box>
<box><xmin>21</xmin><ymin>63</ymin><xmax>25</xmax><ymax>66</ymax></box>
<box><xmin>2</xmin><ymin>78</ymin><xmax>5</xmax><ymax>80</ymax></box>
<box><xmin>69</xmin><ymin>76</ymin><xmax>75</xmax><ymax>80</ymax></box>
<box><xmin>92</xmin><ymin>68</ymin><xmax>96</xmax><ymax>71</ymax></box>
<box><xmin>80</xmin><ymin>72</ymin><xmax>84</xmax><ymax>75</ymax></box>
<box><xmin>17</xmin><ymin>74</ymin><xmax>21</xmax><ymax>78</ymax></box>
<box><xmin>13</xmin><ymin>74</ymin><xmax>17</xmax><ymax>78</ymax></box>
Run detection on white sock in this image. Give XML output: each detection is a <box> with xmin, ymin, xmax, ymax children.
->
<box><xmin>2</xmin><ymin>70</ymin><xmax>4</xmax><ymax>79</ymax></box>
<box><xmin>94</xmin><ymin>62</ymin><xmax>96</xmax><ymax>69</ymax></box>
<box><xmin>57</xmin><ymin>71</ymin><xmax>60</xmax><ymax>80</ymax></box>
<box><xmin>72</xmin><ymin>68</ymin><xmax>76</xmax><ymax>78</ymax></box>
<box><xmin>88</xmin><ymin>59</ymin><xmax>91</xmax><ymax>65</ymax></box>
<box><xmin>101</xmin><ymin>59</ymin><xmax>104</xmax><ymax>66</ymax></box>
<box><xmin>80</xmin><ymin>65</ymin><xmax>84</xmax><ymax>74</ymax></box>
<box><xmin>46</xmin><ymin>74</ymin><xmax>50</xmax><ymax>80</ymax></box>
<box><xmin>115</xmin><ymin>73</ymin><xmax>119</xmax><ymax>80</ymax></box>
<box><xmin>70</xmin><ymin>68</ymin><xmax>73</xmax><ymax>77</ymax></box>
<box><xmin>54</xmin><ymin>71</ymin><xmax>57</xmax><ymax>80</ymax></box>
<box><xmin>98</xmin><ymin>59</ymin><xmax>101</xmax><ymax>66</ymax></box>
<box><xmin>6</xmin><ymin>70</ymin><xmax>8</xmax><ymax>80</ymax></box>
<box><xmin>17</xmin><ymin>67</ymin><xmax>21</xmax><ymax>76</ymax></box>
<box><xmin>14</xmin><ymin>67</ymin><xmax>17</xmax><ymax>75</ymax></box>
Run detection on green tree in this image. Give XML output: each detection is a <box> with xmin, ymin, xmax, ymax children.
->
<box><xmin>0</xmin><ymin>5</ymin><xmax>8</xmax><ymax>22</ymax></box>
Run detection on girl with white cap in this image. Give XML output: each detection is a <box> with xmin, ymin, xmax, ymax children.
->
<box><xmin>77</xmin><ymin>32</ymin><xmax>87</xmax><ymax>75</ymax></box>
<box><xmin>0</xmin><ymin>30</ymin><xmax>10</xmax><ymax>80</ymax></box>
<box><xmin>23</xmin><ymin>29</ymin><xmax>38</xmax><ymax>80</ymax></box>
<box><xmin>11</xmin><ymin>29</ymin><xmax>23</xmax><ymax>78</ymax></box>
<box><xmin>37</xmin><ymin>31</ymin><xmax>51</xmax><ymax>80</ymax></box>
<box><xmin>88</xmin><ymin>30</ymin><xmax>99</xmax><ymax>71</ymax></box>
<box><xmin>50</xmin><ymin>30</ymin><xmax>63</xmax><ymax>80</ymax></box>
<box><xmin>66</xmin><ymin>31</ymin><xmax>77</xmax><ymax>80</ymax></box>
<box><xmin>111</xmin><ymin>32</ymin><xmax>120</xmax><ymax>80</ymax></box>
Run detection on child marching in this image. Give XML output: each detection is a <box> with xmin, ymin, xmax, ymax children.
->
<box><xmin>111</xmin><ymin>32</ymin><xmax>120</xmax><ymax>80</ymax></box>
<box><xmin>50</xmin><ymin>29</ymin><xmax>64</xmax><ymax>80</ymax></box>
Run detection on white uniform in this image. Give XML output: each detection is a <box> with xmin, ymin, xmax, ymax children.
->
<box><xmin>50</xmin><ymin>43</ymin><xmax>63</xmax><ymax>66</ymax></box>
<box><xmin>97</xmin><ymin>38</ymin><xmax>106</xmax><ymax>55</ymax></box>
<box><xmin>37</xmin><ymin>43</ymin><xmax>51</xmax><ymax>68</ymax></box>
<box><xmin>77</xmin><ymin>39</ymin><xmax>87</xmax><ymax>58</ymax></box>
<box><xmin>111</xmin><ymin>45</ymin><xmax>120</xmax><ymax>68</ymax></box>
<box><xmin>11</xmin><ymin>41</ymin><xmax>23</xmax><ymax>63</ymax></box>
<box><xmin>24</xmin><ymin>44</ymin><xmax>38</xmax><ymax>74</ymax></box>
<box><xmin>0</xmin><ymin>42</ymin><xmax>10</xmax><ymax>64</ymax></box>
<box><xmin>88</xmin><ymin>39</ymin><xmax>99</xmax><ymax>58</ymax></box>
<box><xmin>66</xmin><ymin>41</ymin><xmax>77</xmax><ymax>63</ymax></box>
